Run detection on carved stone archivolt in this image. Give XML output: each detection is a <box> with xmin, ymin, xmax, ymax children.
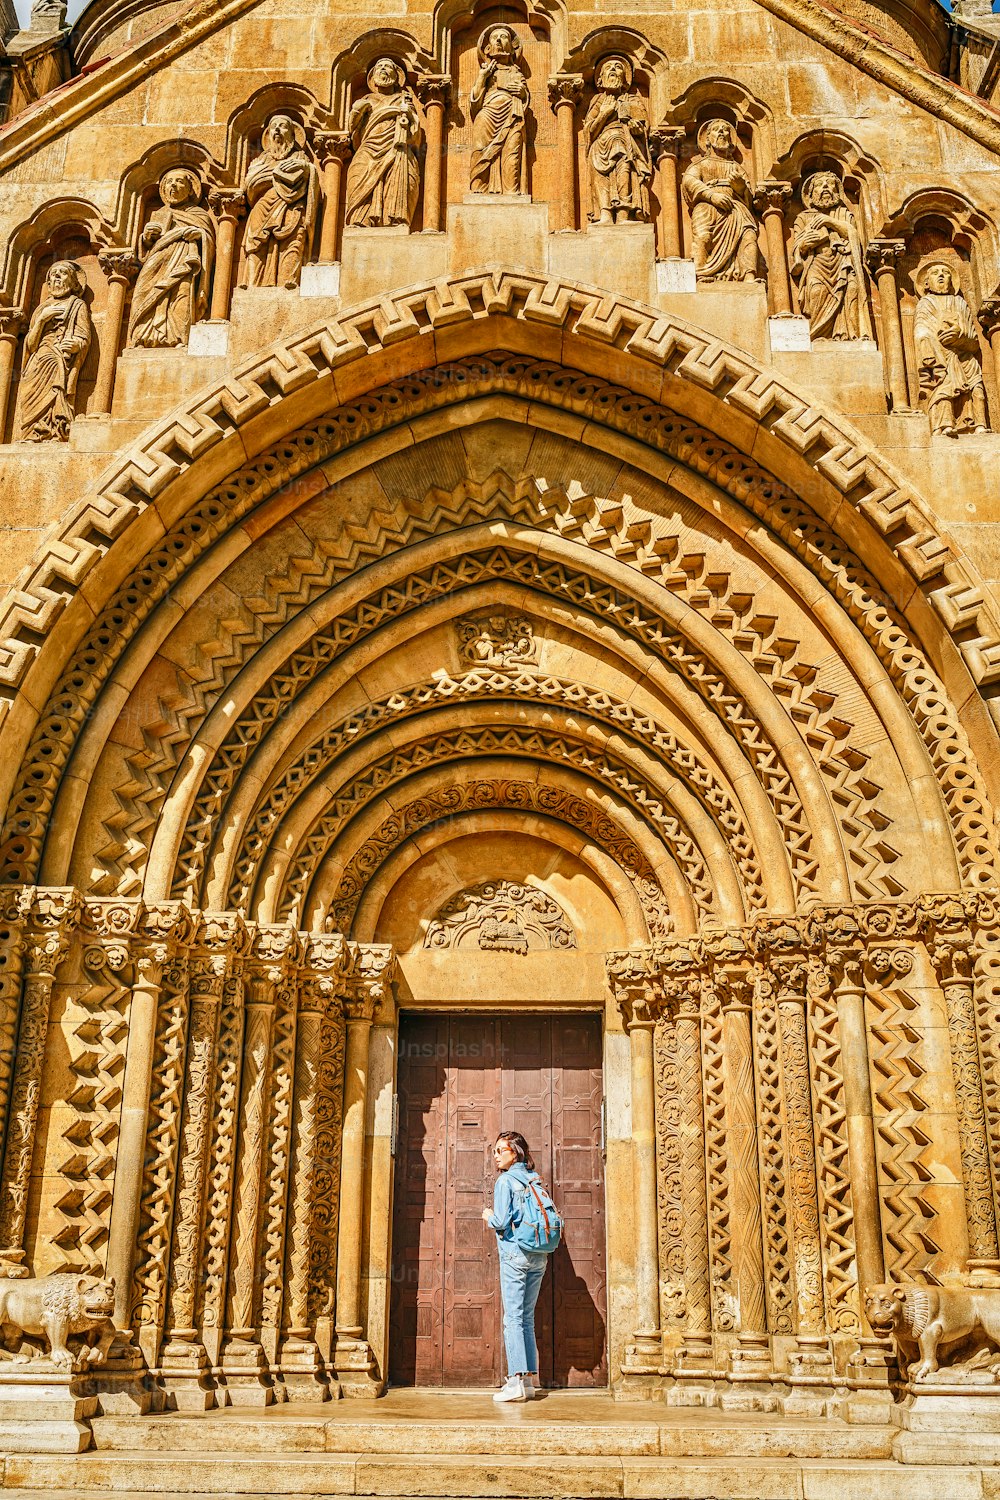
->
<box><xmin>424</xmin><ymin>880</ymin><xmax>577</xmax><ymax>953</ymax></box>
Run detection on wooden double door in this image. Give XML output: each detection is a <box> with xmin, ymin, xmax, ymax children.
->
<box><xmin>390</xmin><ymin>1012</ymin><xmax>607</xmax><ymax>1388</ymax></box>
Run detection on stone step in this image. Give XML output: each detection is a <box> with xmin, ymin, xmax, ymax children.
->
<box><xmin>0</xmin><ymin>1452</ymin><xmax>988</xmax><ymax>1500</ymax></box>
<box><xmin>90</xmin><ymin>1413</ymin><xmax>896</xmax><ymax>1461</ymax></box>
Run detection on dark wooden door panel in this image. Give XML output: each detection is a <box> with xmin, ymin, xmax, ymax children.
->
<box><xmin>391</xmin><ymin>1012</ymin><xmax>607</xmax><ymax>1388</ymax></box>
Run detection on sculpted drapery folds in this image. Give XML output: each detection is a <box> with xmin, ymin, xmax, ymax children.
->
<box><xmin>682</xmin><ymin>119</ymin><xmax>760</xmax><ymax>283</ymax></box>
<box><xmin>583</xmin><ymin>56</ymin><xmax>651</xmax><ymax>225</ymax></box>
<box><xmin>913</xmin><ymin>259</ymin><xmax>989</xmax><ymax>437</ymax></box>
<box><xmin>469</xmin><ymin>25</ymin><xmax>529</xmax><ymax>196</ymax></box>
<box><xmin>18</xmin><ymin>260</ymin><xmax>91</xmax><ymax>441</ymax></box>
<box><xmin>345</xmin><ymin>58</ymin><xmax>421</xmax><ymax>229</ymax></box>
<box><xmin>240</xmin><ymin>114</ymin><xmax>319</xmax><ymax>290</ymax></box>
<box><xmin>128</xmin><ymin>168</ymin><xmax>215</xmax><ymax>349</ymax></box>
<box><xmin>790</xmin><ymin>171</ymin><xmax>873</xmax><ymax>341</ymax></box>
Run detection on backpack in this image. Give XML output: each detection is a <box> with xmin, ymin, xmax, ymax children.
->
<box><xmin>511</xmin><ymin>1172</ymin><xmax>563</xmax><ymax>1254</ymax></box>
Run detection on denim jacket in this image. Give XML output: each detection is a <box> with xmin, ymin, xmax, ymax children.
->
<box><xmin>488</xmin><ymin>1162</ymin><xmax>537</xmax><ymax>1244</ymax></box>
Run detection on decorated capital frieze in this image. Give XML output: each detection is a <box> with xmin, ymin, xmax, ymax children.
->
<box><xmin>605</xmin><ymin>947</ymin><xmax>667</xmax><ymax>1030</ymax></box>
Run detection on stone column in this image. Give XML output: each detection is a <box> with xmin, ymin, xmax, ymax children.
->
<box><xmin>717</xmin><ymin>964</ymin><xmax>766</xmax><ymax>1342</ymax></box>
<box><xmin>651</xmin><ymin>128</ymin><xmax>685</xmax><ymax>261</ymax></box>
<box><xmin>417</xmin><ymin>76</ymin><xmax>451</xmax><ymax>234</ymax></box>
<box><xmin>221</xmin><ymin>967</ymin><xmax>277</xmax><ymax>1405</ymax></box>
<box><xmin>866</xmin><ymin>238</ymin><xmax>911</xmax><ymax>413</ymax></box>
<box><xmin>280</xmin><ymin>974</ymin><xmax>337</xmax><ymax>1399</ymax></box>
<box><xmin>107</xmin><ymin>949</ymin><xmax>164</xmax><ymax>1327</ymax></box>
<box><xmin>922</xmin><ymin>901</ymin><xmax>999</xmax><ymax>1263</ymax></box>
<box><xmin>333</xmin><ymin>986</ymin><xmax>380</xmax><ymax>1394</ymax></box>
<box><xmin>315</xmin><ymin>133</ymin><xmax>351</xmax><ymax>262</ymax></box>
<box><xmin>208</xmin><ymin>189</ymin><xmax>245</xmax><ymax>321</ymax></box>
<box><xmin>160</xmin><ymin>953</ymin><xmax>226</xmax><ymax>1409</ymax></box>
<box><xmin>825</xmin><ymin>932</ymin><xmax>885</xmax><ymax>1307</ymax></box>
<box><xmin>754</xmin><ymin>181</ymin><xmax>793</xmax><ymax>316</ymax></box>
<box><xmin>0</xmin><ymin>306</ymin><xmax>23</xmax><ymax>441</ymax></box>
<box><xmin>0</xmin><ymin>893</ymin><xmax>77</xmax><ymax>1271</ymax></box>
<box><xmin>93</xmin><ymin>249</ymin><xmax>138</xmax><ymax>415</ymax></box>
<box><xmin>977</xmin><ymin>297</ymin><xmax>1000</xmax><ymax>424</ymax></box>
<box><xmin>548</xmin><ymin>75</ymin><xmax>583</xmax><ymax>233</ymax></box>
<box><xmin>671</xmin><ymin>980</ymin><xmax>714</xmax><ymax>1374</ymax></box>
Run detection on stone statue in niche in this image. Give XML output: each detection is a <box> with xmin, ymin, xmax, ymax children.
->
<box><xmin>583</xmin><ymin>56</ymin><xmax>652</xmax><ymax>225</ymax></box>
<box><xmin>18</xmin><ymin>260</ymin><xmax>92</xmax><ymax>442</ymax></box>
<box><xmin>866</xmin><ymin>1282</ymin><xmax>1000</xmax><ymax>1383</ymax></box>
<box><xmin>345</xmin><ymin>58</ymin><xmax>421</xmax><ymax>229</ymax></box>
<box><xmin>128</xmin><ymin>167</ymin><xmax>216</xmax><ymax>348</ymax></box>
<box><xmin>469</xmin><ymin>25</ymin><xmax>529</xmax><ymax>196</ymax></box>
<box><xmin>790</xmin><ymin>171</ymin><xmax>873</xmax><ymax>340</ymax></box>
<box><xmin>239</xmin><ymin>115</ymin><xmax>319</xmax><ymax>290</ymax></box>
<box><xmin>681</xmin><ymin>118</ymin><xmax>760</xmax><ymax>282</ymax></box>
<box><xmin>913</xmin><ymin>259</ymin><xmax>988</xmax><ymax>436</ymax></box>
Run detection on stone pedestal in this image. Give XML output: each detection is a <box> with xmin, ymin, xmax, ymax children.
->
<box><xmin>656</xmin><ymin>257</ymin><xmax>697</xmax><ymax>294</ymax></box>
<box><xmin>91</xmin><ymin>1331</ymin><xmax>154</xmax><ymax>1416</ymax></box>
<box><xmin>189</xmin><ymin>319</ymin><xmax>231</xmax><ymax>357</ymax></box>
<box><xmin>299</xmin><ymin>263</ymin><xmax>341</xmax><ymax>299</ymax></box>
<box><xmin>447</xmin><ymin>198</ymin><xmax>549</xmax><ymax>278</ymax></box>
<box><xmin>657</xmin><ymin>279</ymin><xmax>770</xmax><ymax>361</ymax></box>
<box><xmin>340</xmin><ymin>225</ymin><xmax>447</xmax><ymax>306</ymax></box>
<box><xmin>901</xmin><ymin>1378</ymin><xmax>1000</xmax><ymax>1430</ymax></box>
<box><xmin>719</xmin><ymin>1334</ymin><xmax>779</xmax><ymax>1412</ymax></box>
<box><xmin>220</xmin><ymin>1338</ymin><xmax>274</xmax><ymax>1407</ymax></box>
<box><xmin>768</xmin><ymin>314</ymin><xmax>811</xmax><ymax>352</ymax></box>
<box><xmin>279</xmin><ymin>1336</ymin><xmax>331</xmax><ymax>1402</ymax></box>
<box><xmin>160</xmin><ymin>1337</ymin><xmax>215</xmax><ymax>1411</ymax></box>
<box><xmin>841</xmin><ymin>1337</ymin><xmax>896</xmax><ymax>1425</ymax></box>
<box><xmin>0</xmin><ymin>1366</ymin><xmax>97</xmax><ymax>1452</ymax></box>
<box><xmin>783</xmin><ymin>1336</ymin><xmax>837</xmax><ymax>1418</ymax></box>
<box><xmin>549</xmin><ymin>223</ymin><xmax>656</xmax><ymax>305</ymax></box>
<box><xmin>332</xmin><ymin>1335</ymin><xmax>381</xmax><ymax>1398</ymax></box>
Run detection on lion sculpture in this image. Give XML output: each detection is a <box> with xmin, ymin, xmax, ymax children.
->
<box><xmin>866</xmin><ymin>1282</ymin><xmax>1000</xmax><ymax>1382</ymax></box>
<box><xmin>0</xmin><ymin>1273</ymin><xmax>117</xmax><ymax>1370</ymax></box>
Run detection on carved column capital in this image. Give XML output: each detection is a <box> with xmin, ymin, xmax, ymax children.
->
<box><xmin>649</xmin><ymin>125</ymin><xmax>685</xmax><ymax>160</ymax></box>
<box><xmin>864</xmin><ymin>945</ymin><xmax>916</xmax><ymax>986</ymax></box>
<box><xmin>606</xmin><ymin>947</ymin><xmax>666</xmax><ymax>1029</ymax></box>
<box><xmin>655</xmin><ymin>939</ymin><xmax>704</xmax><ymax>1015</ymax></box>
<box><xmin>547</xmin><ymin>72</ymin><xmax>583</xmax><ymax>112</ymax></box>
<box><xmin>208</xmin><ymin>186</ymin><xmax>247</xmax><ymax>222</ymax></box>
<box><xmin>918</xmin><ymin>894</ymin><xmax>977</xmax><ymax>982</ymax></box>
<box><xmin>0</xmin><ymin>305</ymin><xmax>24</xmax><ymax>340</ymax></box>
<box><xmin>416</xmin><ymin>73</ymin><xmax>451</xmax><ymax>110</ymax></box>
<box><xmin>344</xmin><ymin>943</ymin><xmax>396</xmax><ymax>1023</ymax></box>
<box><xmin>753</xmin><ymin>178</ymin><xmax>792</xmax><ymax>216</ymax></box>
<box><xmin>97</xmin><ymin>248</ymin><xmax>140</xmax><ymax>285</ymax></box>
<box><xmin>865</xmin><ymin>237</ymin><xmax>905</xmax><ymax>276</ymax></box>
<box><xmin>978</xmin><ymin>296</ymin><xmax>1000</xmax><ymax>338</ymax></box>
<box><xmin>312</xmin><ymin>132</ymin><xmax>351</xmax><ymax>169</ymax></box>
<box><xmin>702</xmin><ymin>928</ymin><xmax>753</xmax><ymax>1011</ymax></box>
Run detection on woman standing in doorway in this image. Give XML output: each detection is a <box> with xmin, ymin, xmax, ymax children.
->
<box><xmin>482</xmin><ymin>1131</ymin><xmax>548</xmax><ymax>1402</ymax></box>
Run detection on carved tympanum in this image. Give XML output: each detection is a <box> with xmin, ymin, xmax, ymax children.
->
<box><xmin>682</xmin><ymin>118</ymin><xmax>760</xmax><ymax>283</ymax></box>
<box><xmin>790</xmin><ymin>171</ymin><xmax>873</xmax><ymax>340</ymax></box>
<box><xmin>345</xmin><ymin>58</ymin><xmax>421</xmax><ymax>229</ymax></box>
<box><xmin>0</xmin><ymin>1273</ymin><xmax>117</xmax><ymax>1370</ymax></box>
<box><xmin>583</xmin><ymin>56</ymin><xmax>651</xmax><ymax>225</ymax></box>
<box><xmin>129</xmin><ymin>168</ymin><xmax>215</xmax><ymax>349</ymax></box>
<box><xmin>470</xmin><ymin>25</ymin><xmax>529</xmax><ymax>196</ymax></box>
<box><xmin>240</xmin><ymin>115</ymin><xmax>319</xmax><ymax>290</ymax></box>
<box><xmin>866</xmin><ymin>1282</ymin><xmax>1000</xmax><ymax>1383</ymax></box>
<box><xmin>457</xmin><ymin>614</ymin><xmax>538</xmax><ymax>670</ymax></box>
<box><xmin>913</xmin><ymin>260</ymin><xmax>989</xmax><ymax>437</ymax></box>
<box><xmin>424</xmin><ymin>881</ymin><xmax>577</xmax><ymax>953</ymax></box>
<box><xmin>19</xmin><ymin>260</ymin><xmax>91</xmax><ymax>442</ymax></box>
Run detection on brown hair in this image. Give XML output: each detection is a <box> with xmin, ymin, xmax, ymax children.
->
<box><xmin>496</xmin><ymin>1131</ymin><xmax>535</xmax><ymax>1171</ymax></box>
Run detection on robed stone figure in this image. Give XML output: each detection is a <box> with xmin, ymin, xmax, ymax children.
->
<box><xmin>914</xmin><ymin>259</ymin><xmax>988</xmax><ymax>436</ymax></box>
<box><xmin>19</xmin><ymin>259</ymin><xmax>92</xmax><ymax>442</ymax></box>
<box><xmin>790</xmin><ymin>171</ymin><xmax>872</xmax><ymax>340</ymax></box>
<box><xmin>469</xmin><ymin>25</ymin><xmax>529</xmax><ymax>196</ymax></box>
<box><xmin>682</xmin><ymin>118</ymin><xmax>760</xmax><ymax>282</ymax></box>
<box><xmin>240</xmin><ymin>114</ymin><xmax>319</xmax><ymax>289</ymax></box>
<box><xmin>583</xmin><ymin>56</ymin><xmax>651</xmax><ymax>225</ymax></box>
<box><xmin>345</xmin><ymin>58</ymin><xmax>421</xmax><ymax>228</ymax></box>
<box><xmin>129</xmin><ymin>167</ymin><xmax>215</xmax><ymax>348</ymax></box>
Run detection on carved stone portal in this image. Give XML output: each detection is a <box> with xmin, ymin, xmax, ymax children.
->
<box><xmin>424</xmin><ymin>881</ymin><xmax>577</xmax><ymax>952</ymax></box>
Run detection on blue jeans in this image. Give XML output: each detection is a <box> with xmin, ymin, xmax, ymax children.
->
<box><xmin>498</xmin><ymin>1242</ymin><xmax>547</xmax><ymax>1377</ymax></box>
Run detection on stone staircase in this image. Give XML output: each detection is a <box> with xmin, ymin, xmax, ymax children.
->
<box><xmin>0</xmin><ymin>1393</ymin><xmax>993</xmax><ymax>1499</ymax></box>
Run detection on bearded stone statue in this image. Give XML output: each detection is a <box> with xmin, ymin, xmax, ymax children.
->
<box><xmin>681</xmin><ymin>118</ymin><xmax>760</xmax><ymax>282</ymax></box>
<box><xmin>469</xmin><ymin>25</ymin><xmax>529</xmax><ymax>196</ymax></box>
<box><xmin>345</xmin><ymin>58</ymin><xmax>421</xmax><ymax>229</ymax></box>
<box><xmin>583</xmin><ymin>56</ymin><xmax>651</xmax><ymax>225</ymax></box>
<box><xmin>239</xmin><ymin>114</ymin><xmax>319</xmax><ymax>290</ymax></box>
<box><xmin>914</xmin><ymin>259</ymin><xmax>988</xmax><ymax>436</ymax></box>
<box><xmin>128</xmin><ymin>167</ymin><xmax>215</xmax><ymax>348</ymax></box>
<box><xmin>790</xmin><ymin>171</ymin><xmax>872</xmax><ymax>340</ymax></box>
<box><xmin>19</xmin><ymin>260</ymin><xmax>92</xmax><ymax>442</ymax></box>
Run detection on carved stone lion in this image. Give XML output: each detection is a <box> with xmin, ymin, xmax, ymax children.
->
<box><xmin>866</xmin><ymin>1282</ymin><xmax>1000</xmax><ymax>1382</ymax></box>
<box><xmin>0</xmin><ymin>1274</ymin><xmax>117</xmax><ymax>1370</ymax></box>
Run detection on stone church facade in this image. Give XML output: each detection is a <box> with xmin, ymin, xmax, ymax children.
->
<box><xmin>0</xmin><ymin>0</ymin><xmax>999</xmax><ymax>1480</ymax></box>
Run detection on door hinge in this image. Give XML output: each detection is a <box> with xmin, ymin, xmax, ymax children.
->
<box><xmin>600</xmin><ymin>1096</ymin><xmax>607</xmax><ymax>1160</ymax></box>
<box><xmin>390</xmin><ymin>1092</ymin><xmax>399</xmax><ymax>1157</ymax></box>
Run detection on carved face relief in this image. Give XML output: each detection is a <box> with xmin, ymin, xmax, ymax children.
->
<box><xmin>807</xmin><ymin>172</ymin><xmax>842</xmax><ymax>209</ymax></box>
<box><xmin>597</xmin><ymin>57</ymin><xmax>629</xmax><ymax>92</ymax></box>
<box><xmin>47</xmin><ymin>261</ymin><xmax>79</xmax><ymax>297</ymax></box>
<box><xmin>160</xmin><ymin>168</ymin><xmax>197</xmax><ymax>207</ymax></box>
<box><xmin>923</xmin><ymin>261</ymin><xmax>957</xmax><ymax>296</ymax></box>
<box><xmin>702</xmin><ymin>119</ymin><xmax>734</xmax><ymax>157</ymax></box>
<box><xmin>266</xmin><ymin>115</ymin><xmax>297</xmax><ymax>159</ymax></box>
<box><xmin>370</xmin><ymin>56</ymin><xmax>402</xmax><ymax>93</ymax></box>
<box><xmin>486</xmin><ymin>26</ymin><xmax>515</xmax><ymax>60</ymax></box>
<box><xmin>80</xmin><ymin>1276</ymin><xmax>116</xmax><ymax>1322</ymax></box>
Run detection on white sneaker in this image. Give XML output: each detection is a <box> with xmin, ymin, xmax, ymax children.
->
<box><xmin>493</xmin><ymin>1376</ymin><xmax>529</xmax><ymax>1403</ymax></box>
